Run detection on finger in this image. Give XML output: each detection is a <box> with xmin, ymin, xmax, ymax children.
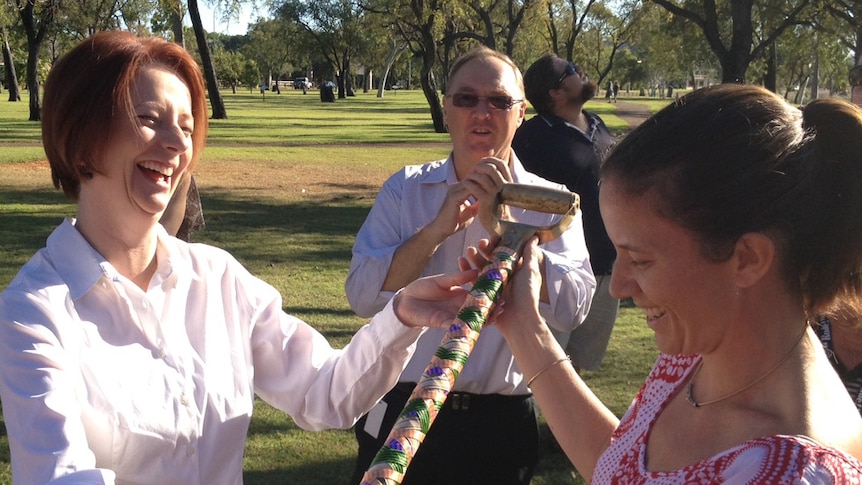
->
<box><xmin>476</xmin><ymin>238</ymin><xmax>498</xmax><ymax>259</ymax></box>
<box><xmin>459</xmin><ymin>245</ymin><xmax>487</xmax><ymax>271</ymax></box>
<box><xmin>479</xmin><ymin>157</ymin><xmax>513</xmax><ymax>182</ymax></box>
<box><xmin>438</xmin><ymin>268</ymin><xmax>479</xmax><ymax>290</ymax></box>
<box><xmin>520</xmin><ymin>236</ymin><xmax>541</xmax><ymax>271</ymax></box>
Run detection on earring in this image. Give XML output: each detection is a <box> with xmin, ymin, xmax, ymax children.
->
<box><xmin>79</xmin><ymin>165</ymin><xmax>93</xmax><ymax>180</ymax></box>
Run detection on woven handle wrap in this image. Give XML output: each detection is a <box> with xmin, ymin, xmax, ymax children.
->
<box><xmin>359</xmin><ymin>247</ymin><xmax>517</xmax><ymax>485</ymax></box>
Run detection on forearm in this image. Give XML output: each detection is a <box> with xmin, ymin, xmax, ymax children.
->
<box><xmin>381</xmin><ymin>224</ymin><xmax>447</xmax><ymax>292</ymax></box>
<box><xmin>504</xmin><ymin>311</ymin><xmax>618</xmax><ymax>481</ymax></box>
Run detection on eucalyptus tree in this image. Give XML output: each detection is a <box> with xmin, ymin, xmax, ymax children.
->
<box><xmin>619</xmin><ymin>3</ymin><xmax>713</xmax><ymax>92</ymax></box>
<box><xmin>575</xmin><ymin>0</ymin><xmax>644</xmax><ymax>86</ymax></box>
<box><xmin>277</xmin><ymin>0</ymin><xmax>370</xmax><ymax>99</ymax></box>
<box><xmin>152</xmin><ymin>0</ymin><xmax>185</xmax><ymax>45</ymax></box>
<box><xmin>1</xmin><ymin>5</ymin><xmax>21</xmax><ymax>101</ymax></box>
<box><xmin>772</xmin><ymin>18</ymin><xmax>851</xmax><ymax>102</ymax></box>
<box><xmin>244</xmin><ymin>18</ymin><xmax>297</xmax><ymax>88</ymax></box>
<box><xmin>443</xmin><ymin>0</ymin><xmax>540</xmax><ymax>57</ymax></box>
<box><xmin>542</xmin><ymin>0</ymin><xmax>599</xmax><ymax>60</ymax></box>
<box><xmin>649</xmin><ymin>0</ymin><xmax>816</xmax><ymax>84</ymax></box>
<box><xmin>361</xmin><ymin>0</ymin><xmax>449</xmax><ymax>132</ymax></box>
<box><xmin>823</xmin><ymin>0</ymin><xmax>861</xmax><ymax>65</ymax></box>
<box><xmin>373</xmin><ymin>37</ymin><xmax>407</xmax><ymax>96</ymax></box>
<box><xmin>2</xmin><ymin>26</ymin><xmax>21</xmax><ymax>100</ymax></box>
<box><xmin>188</xmin><ymin>0</ymin><xmax>227</xmax><ymax>118</ymax></box>
<box><xmin>59</xmin><ymin>0</ymin><xmax>153</xmax><ymax>38</ymax></box>
<box><xmin>353</xmin><ymin>10</ymin><xmax>406</xmax><ymax>95</ymax></box>
<box><xmin>15</xmin><ymin>0</ymin><xmax>62</xmax><ymax>121</ymax></box>
<box><xmin>213</xmin><ymin>49</ymin><xmax>248</xmax><ymax>92</ymax></box>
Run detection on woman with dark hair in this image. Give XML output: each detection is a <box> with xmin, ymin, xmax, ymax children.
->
<box><xmin>397</xmin><ymin>84</ymin><xmax>862</xmax><ymax>482</ymax></box>
<box><xmin>0</xmin><ymin>31</ymin><xmax>465</xmax><ymax>484</ymax></box>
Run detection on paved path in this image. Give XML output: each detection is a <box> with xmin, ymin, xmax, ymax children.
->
<box><xmin>612</xmin><ymin>100</ymin><xmax>652</xmax><ymax>132</ymax></box>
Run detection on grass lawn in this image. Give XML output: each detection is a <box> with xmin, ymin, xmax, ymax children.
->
<box><xmin>0</xmin><ymin>89</ymin><xmax>662</xmax><ymax>484</ymax></box>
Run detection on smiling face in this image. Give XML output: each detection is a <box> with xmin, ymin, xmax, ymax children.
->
<box><xmin>600</xmin><ymin>178</ymin><xmax>738</xmax><ymax>355</ymax></box>
<box><xmin>85</xmin><ymin>64</ymin><xmax>194</xmax><ymax>223</ymax></box>
<box><xmin>443</xmin><ymin>56</ymin><xmax>526</xmax><ymax>175</ymax></box>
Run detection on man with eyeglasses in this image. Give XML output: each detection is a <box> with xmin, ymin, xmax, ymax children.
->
<box><xmin>512</xmin><ymin>54</ymin><xmax>618</xmax><ymax>376</ymax></box>
<box><xmin>346</xmin><ymin>46</ymin><xmax>595</xmax><ymax>484</ymax></box>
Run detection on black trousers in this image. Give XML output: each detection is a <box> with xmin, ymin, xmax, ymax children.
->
<box><xmin>350</xmin><ymin>383</ymin><xmax>539</xmax><ymax>485</ymax></box>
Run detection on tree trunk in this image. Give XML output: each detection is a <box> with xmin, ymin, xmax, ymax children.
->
<box><xmin>19</xmin><ymin>0</ymin><xmax>57</xmax><ymax>120</ymax></box>
<box><xmin>763</xmin><ymin>39</ymin><xmax>776</xmax><ymax>92</ymax></box>
<box><xmin>2</xmin><ymin>27</ymin><xmax>21</xmax><ymax>102</ymax></box>
<box><xmin>418</xmin><ymin>47</ymin><xmax>444</xmax><ymax>133</ymax></box>
<box><xmin>169</xmin><ymin>1</ymin><xmax>184</xmax><ymax>47</ymax></box>
<box><xmin>188</xmin><ymin>0</ymin><xmax>227</xmax><ymax>119</ymax></box>
<box><xmin>376</xmin><ymin>41</ymin><xmax>406</xmax><ymax>98</ymax></box>
<box><xmin>343</xmin><ymin>55</ymin><xmax>355</xmax><ymax>97</ymax></box>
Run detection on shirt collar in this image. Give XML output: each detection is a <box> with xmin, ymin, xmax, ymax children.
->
<box><xmin>48</xmin><ymin>218</ymin><xmax>185</xmax><ymax>299</ymax></box>
<box><xmin>540</xmin><ymin>112</ymin><xmax>600</xmax><ymax>141</ymax></box>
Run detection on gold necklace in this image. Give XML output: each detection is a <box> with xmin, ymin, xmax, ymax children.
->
<box><xmin>685</xmin><ymin>327</ymin><xmax>808</xmax><ymax>408</ymax></box>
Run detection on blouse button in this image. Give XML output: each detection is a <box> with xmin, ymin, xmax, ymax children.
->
<box><xmin>180</xmin><ymin>394</ymin><xmax>189</xmax><ymax>406</ymax></box>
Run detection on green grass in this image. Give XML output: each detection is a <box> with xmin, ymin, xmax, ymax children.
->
<box><xmin>0</xmin><ymin>89</ymin><xmax>658</xmax><ymax>484</ymax></box>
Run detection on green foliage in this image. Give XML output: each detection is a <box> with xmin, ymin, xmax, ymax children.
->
<box><xmin>0</xmin><ymin>87</ymin><xmax>659</xmax><ymax>484</ymax></box>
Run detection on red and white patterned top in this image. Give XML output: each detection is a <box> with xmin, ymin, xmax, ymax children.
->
<box><xmin>592</xmin><ymin>354</ymin><xmax>862</xmax><ymax>484</ymax></box>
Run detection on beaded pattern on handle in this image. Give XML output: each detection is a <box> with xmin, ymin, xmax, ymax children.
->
<box><xmin>359</xmin><ymin>247</ymin><xmax>517</xmax><ymax>485</ymax></box>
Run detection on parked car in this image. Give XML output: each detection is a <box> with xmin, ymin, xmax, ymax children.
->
<box><xmin>293</xmin><ymin>77</ymin><xmax>310</xmax><ymax>89</ymax></box>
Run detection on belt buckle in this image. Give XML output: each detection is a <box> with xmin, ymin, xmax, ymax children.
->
<box><xmin>451</xmin><ymin>393</ymin><xmax>470</xmax><ymax>411</ymax></box>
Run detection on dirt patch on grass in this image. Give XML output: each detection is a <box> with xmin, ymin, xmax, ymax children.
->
<box><xmin>196</xmin><ymin>157</ymin><xmax>391</xmax><ymax>203</ymax></box>
<box><xmin>6</xmin><ymin>156</ymin><xmax>391</xmax><ymax>203</ymax></box>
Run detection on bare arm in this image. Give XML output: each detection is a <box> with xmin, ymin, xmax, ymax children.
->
<box><xmin>465</xmin><ymin>237</ymin><xmax>617</xmax><ymax>480</ymax></box>
<box><xmin>383</xmin><ymin>157</ymin><xmax>510</xmax><ymax>292</ymax></box>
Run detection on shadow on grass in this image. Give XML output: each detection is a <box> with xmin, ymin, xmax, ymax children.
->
<box><xmin>242</xmin><ymin>458</ymin><xmax>354</xmax><ymax>484</ymax></box>
<box><xmin>0</xmin><ymin>184</ymin><xmax>376</xmax><ymax>288</ymax></box>
<box><xmin>195</xmin><ymin>188</ymin><xmax>370</xmax><ymax>263</ymax></box>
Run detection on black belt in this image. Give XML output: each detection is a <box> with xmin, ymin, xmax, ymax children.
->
<box><xmin>393</xmin><ymin>382</ymin><xmax>531</xmax><ymax>412</ymax></box>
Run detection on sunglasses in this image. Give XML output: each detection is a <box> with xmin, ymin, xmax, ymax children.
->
<box><xmin>448</xmin><ymin>93</ymin><xmax>524</xmax><ymax>110</ymax></box>
<box><xmin>557</xmin><ymin>63</ymin><xmax>582</xmax><ymax>86</ymax></box>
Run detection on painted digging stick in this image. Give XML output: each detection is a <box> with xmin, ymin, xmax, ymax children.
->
<box><xmin>360</xmin><ymin>183</ymin><xmax>580</xmax><ymax>485</ymax></box>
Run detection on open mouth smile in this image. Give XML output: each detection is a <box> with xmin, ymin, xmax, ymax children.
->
<box><xmin>138</xmin><ymin>161</ymin><xmax>174</xmax><ymax>183</ymax></box>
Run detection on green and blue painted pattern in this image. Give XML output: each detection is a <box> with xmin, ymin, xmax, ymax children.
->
<box><xmin>361</xmin><ymin>247</ymin><xmax>518</xmax><ymax>485</ymax></box>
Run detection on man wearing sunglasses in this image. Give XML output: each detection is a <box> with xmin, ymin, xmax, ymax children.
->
<box><xmin>512</xmin><ymin>54</ymin><xmax>618</xmax><ymax>376</ymax></box>
<box><xmin>346</xmin><ymin>47</ymin><xmax>595</xmax><ymax>484</ymax></box>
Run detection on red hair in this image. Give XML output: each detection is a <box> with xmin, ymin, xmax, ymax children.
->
<box><xmin>42</xmin><ymin>31</ymin><xmax>208</xmax><ymax>200</ymax></box>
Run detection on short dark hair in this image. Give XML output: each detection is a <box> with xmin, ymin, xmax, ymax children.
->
<box><xmin>42</xmin><ymin>31</ymin><xmax>208</xmax><ymax>201</ymax></box>
<box><xmin>522</xmin><ymin>54</ymin><xmax>561</xmax><ymax>115</ymax></box>
<box><xmin>602</xmin><ymin>84</ymin><xmax>862</xmax><ymax>315</ymax></box>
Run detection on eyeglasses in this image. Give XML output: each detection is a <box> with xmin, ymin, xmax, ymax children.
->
<box><xmin>557</xmin><ymin>63</ymin><xmax>582</xmax><ymax>86</ymax></box>
<box><xmin>448</xmin><ymin>93</ymin><xmax>524</xmax><ymax>110</ymax></box>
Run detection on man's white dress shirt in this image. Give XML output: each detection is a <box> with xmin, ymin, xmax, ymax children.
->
<box><xmin>346</xmin><ymin>154</ymin><xmax>595</xmax><ymax>395</ymax></box>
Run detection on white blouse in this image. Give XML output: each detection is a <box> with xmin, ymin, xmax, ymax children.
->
<box><xmin>0</xmin><ymin>219</ymin><xmax>423</xmax><ymax>485</ymax></box>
